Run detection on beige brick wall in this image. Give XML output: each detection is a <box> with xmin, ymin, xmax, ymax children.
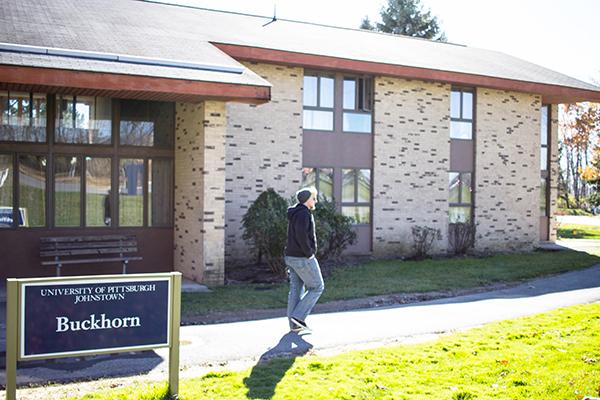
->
<box><xmin>549</xmin><ymin>104</ymin><xmax>559</xmax><ymax>241</ymax></box>
<box><xmin>225</xmin><ymin>62</ymin><xmax>303</xmax><ymax>265</ymax></box>
<box><xmin>474</xmin><ymin>89</ymin><xmax>541</xmax><ymax>252</ymax></box>
<box><xmin>372</xmin><ymin>77</ymin><xmax>451</xmax><ymax>257</ymax></box>
<box><xmin>174</xmin><ymin>101</ymin><xmax>226</xmax><ymax>285</ymax></box>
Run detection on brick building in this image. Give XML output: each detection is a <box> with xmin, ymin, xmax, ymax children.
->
<box><xmin>1</xmin><ymin>0</ymin><xmax>599</xmax><ymax>284</ymax></box>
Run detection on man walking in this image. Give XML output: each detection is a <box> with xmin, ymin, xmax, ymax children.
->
<box><xmin>285</xmin><ymin>187</ymin><xmax>324</xmax><ymax>333</ymax></box>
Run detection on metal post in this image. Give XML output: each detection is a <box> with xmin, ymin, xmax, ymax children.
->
<box><xmin>168</xmin><ymin>272</ymin><xmax>181</xmax><ymax>399</ymax></box>
<box><xmin>6</xmin><ymin>279</ymin><xmax>19</xmax><ymax>400</ymax></box>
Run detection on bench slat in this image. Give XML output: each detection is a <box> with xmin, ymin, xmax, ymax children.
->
<box><xmin>42</xmin><ymin>256</ymin><xmax>143</xmax><ymax>266</ymax></box>
<box><xmin>41</xmin><ymin>247</ymin><xmax>138</xmax><ymax>257</ymax></box>
<box><xmin>40</xmin><ymin>240</ymin><xmax>137</xmax><ymax>251</ymax></box>
<box><xmin>40</xmin><ymin>235</ymin><xmax>134</xmax><ymax>243</ymax></box>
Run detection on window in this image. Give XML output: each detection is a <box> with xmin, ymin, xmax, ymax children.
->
<box><xmin>85</xmin><ymin>157</ymin><xmax>112</xmax><ymax>227</ymax></box>
<box><xmin>0</xmin><ymin>91</ymin><xmax>46</xmax><ymax>142</ymax></box>
<box><xmin>342</xmin><ymin>77</ymin><xmax>373</xmax><ymax>133</ymax></box>
<box><xmin>119</xmin><ymin>159</ymin><xmax>144</xmax><ymax>227</ymax></box>
<box><xmin>450</xmin><ymin>89</ymin><xmax>474</xmax><ymax>139</ymax></box>
<box><xmin>54</xmin><ymin>156</ymin><xmax>81</xmax><ymax>227</ymax></box>
<box><xmin>540</xmin><ymin>178</ymin><xmax>547</xmax><ymax>217</ymax></box>
<box><xmin>303</xmin><ymin>75</ymin><xmax>334</xmax><ymax>131</ymax></box>
<box><xmin>2</xmin><ymin>94</ymin><xmax>174</xmax><ymax>229</ymax></box>
<box><xmin>148</xmin><ymin>158</ymin><xmax>173</xmax><ymax>226</ymax></box>
<box><xmin>342</xmin><ymin>169</ymin><xmax>371</xmax><ymax>224</ymax></box>
<box><xmin>449</xmin><ymin>172</ymin><xmax>472</xmax><ymax>223</ymax></box>
<box><xmin>540</xmin><ymin>105</ymin><xmax>549</xmax><ymax>171</ymax></box>
<box><xmin>0</xmin><ymin>154</ymin><xmax>14</xmax><ymax>227</ymax></box>
<box><xmin>302</xmin><ymin>167</ymin><xmax>333</xmax><ymax>200</ymax></box>
<box><xmin>120</xmin><ymin>100</ymin><xmax>174</xmax><ymax>147</ymax></box>
<box><xmin>56</xmin><ymin>96</ymin><xmax>111</xmax><ymax>144</ymax></box>
<box><xmin>19</xmin><ymin>155</ymin><xmax>47</xmax><ymax>227</ymax></box>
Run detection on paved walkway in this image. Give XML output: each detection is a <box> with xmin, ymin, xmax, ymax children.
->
<box><xmin>556</xmin><ymin>215</ymin><xmax>600</xmax><ymax>226</ymax></box>
<box><xmin>3</xmin><ymin>264</ymin><xmax>600</xmax><ymax>387</ymax></box>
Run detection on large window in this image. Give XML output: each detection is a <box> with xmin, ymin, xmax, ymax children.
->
<box><xmin>0</xmin><ymin>91</ymin><xmax>47</xmax><ymax>142</ymax></box>
<box><xmin>0</xmin><ymin>94</ymin><xmax>174</xmax><ymax>229</ymax></box>
<box><xmin>303</xmin><ymin>75</ymin><xmax>335</xmax><ymax>131</ymax></box>
<box><xmin>19</xmin><ymin>155</ymin><xmax>47</xmax><ymax>227</ymax></box>
<box><xmin>56</xmin><ymin>96</ymin><xmax>111</xmax><ymax>144</ymax></box>
<box><xmin>119</xmin><ymin>159</ymin><xmax>144</xmax><ymax>227</ymax></box>
<box><xmin>54</xmin><ymin>156</ymin><xmax>82</xmax><ymax>227</ymax></box>
<box><xmin>450</xmin><ymin>89</ymin><xmax>474</xmax><ymax>139</ymax></box>
<box><xmin>343</xmin><ymin>77</ymin><xmax>373</xmax><ymax>133</ymax></box>
<box><xmin>120</xmin><ymin>100</ymin><xmax>174</xmax><ymax>147</ymax></box>
<box><xmin>302</xmin><ymin>167</ymin><xmax>333</xmax><ymax>200</ymax></box>
<box><xmin>85</xmin><ymin>157</ymin><xmax>112</xmax><ymax>227</ymax></box>
<box><xmin>449</xmin><ymin>172</ymin><xmax>472</xmax><ymax>223</ymax></box>
<box><xmin>342</xmin><ymin>169</ymin><xmax>371</xmax><ymax>224</ymax></box>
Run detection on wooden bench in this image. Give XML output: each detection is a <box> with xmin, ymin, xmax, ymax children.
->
<box><xmin>40</xmin><ymin>235</ymin><xmax>142</xmax><ymax>276</ymax></box>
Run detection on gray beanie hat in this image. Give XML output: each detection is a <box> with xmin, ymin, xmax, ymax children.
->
<box><xmin>297</xmin><ymin>189</ymin><xmax>312</xmax><ymax>204</ymax></box>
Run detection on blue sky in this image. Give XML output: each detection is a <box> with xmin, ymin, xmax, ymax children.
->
<box><xmin>171</xmin><ymin>0</ymin><xmax>600</xmax><ymax>85</ymax></box>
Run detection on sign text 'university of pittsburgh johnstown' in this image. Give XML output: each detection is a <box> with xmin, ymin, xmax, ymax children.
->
<box><xmin>21</xmin><ymin>278</ymin><xmax>171</xmax><ymax>358</ymax></box>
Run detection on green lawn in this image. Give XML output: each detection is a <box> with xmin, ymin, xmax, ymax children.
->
<box><xmin>182</xmin><ymin>250</ymin><xmax>600</xmax><ymax>318</ymax></box>
<box><xmin>67</xmin><ymin>302</ymin><xmax>600</xmax><ymax>399</ymax></box>
<box><xmin>558</xmin><ymin>223</ymin><xmax>600</xmax><ymax>239</ymax></box>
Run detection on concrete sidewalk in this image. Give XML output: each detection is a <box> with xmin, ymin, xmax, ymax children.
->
<box><xmin>3</xmin><ymin>264</ymin><xmax>600</xmax><ymax>387</ymax></box>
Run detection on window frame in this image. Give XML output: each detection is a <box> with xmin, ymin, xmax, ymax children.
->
<box><xmin>449</xmin><ymin>171</ymin><xmax>473</xmax><ymax>224</ymax></box>
<box><xmin>301</xmin><ymin>166</ymin><xmax>334</xmax><ymax>201</ymax></box>
<box><xmin>450</xmin><ymin>88</ymin><xmax>474</xmax><ymax>140</ymax></box>
<box><xmin>303</xmin><ymin>72</ymin><xmax>374</xmax><ymax>135</ymax></box>
<box><xmin>342</xmin><ymin>76</ymin><xmax>373</xmax><ymax>134</ymax></box>
<box><xmin>303</xmin><ymin>73</ymin><xmax>336</xmax><ymax>132</ymax></box>
<box><xmin>341</xmin><ymin>168</ymin><xmax>372</xmax><ymax>225</ymax></box>
<box><xmin>0</xmin><ymin>91</ymin><xmax>48</xmax><ymax>144</ymax></box>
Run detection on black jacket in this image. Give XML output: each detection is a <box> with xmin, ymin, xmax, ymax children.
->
<box><xmin>285</xmin><ymin>203</ymin><xmax>317</xmax><ymax>258</ymax></box>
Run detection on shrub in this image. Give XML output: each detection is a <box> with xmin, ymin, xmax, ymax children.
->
<box><xmin>313</xmin><ymin>196</ymin><xmax>357</xmax><ymax>261</ymax></box>
<box><xmin>411</xmin><ymin>225</ymin><xmax>441</xmax><ymax>259</ymax></box>
<box><xmin>448</xmin><ymin>222</ymin><xmax>475</xmax><ymax>255</ymax></box>
<box><xmin>242</xmin><ymin>189</ymin><xmax>288</xmax><ymax>274</ymax></box>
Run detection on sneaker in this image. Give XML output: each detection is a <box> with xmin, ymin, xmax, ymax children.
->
<box><xmin>290</xmin><ymin>317</ymin><xmax>311</xmax><ymax>332</ymax></box>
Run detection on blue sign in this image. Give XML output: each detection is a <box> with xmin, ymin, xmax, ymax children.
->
<box><xmin>0</xmin><ymin>207</ymin><xmax>27</xmax><ymax>227</ymax></box>
<box><xmin>20</xmin><ymin>277</ymin><xmax>171</xmax><ymax>358</ymax></box>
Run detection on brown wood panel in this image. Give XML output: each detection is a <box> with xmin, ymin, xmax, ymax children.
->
<box><xmin>303</xmin><ymin>131</ymin><xmax>372</xmax><ymax>168</ymax></box>
<box><xmin>0</xmin><ymin>227</ymin><xmax>173</xmax><ymax>279</ymax></box>
<box><xmin>0</xmin><ymin>65</ymin><xmax>270</xmax><ymax>104</ymax></box>
<box><xmin>213</xmin><ymin>43</ymin><xmax>600</xmax><ymax>104</ymax></box>
<box><xmin>450</xmin><ymin>139</ymin><xmax>474</xmax><ymax>172</ymax></box>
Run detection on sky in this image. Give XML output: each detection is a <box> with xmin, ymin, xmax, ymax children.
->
<box><xmin>169</xmin><ymin>0</ymin><xmax>600</xmax><ymax>85</ymax></box>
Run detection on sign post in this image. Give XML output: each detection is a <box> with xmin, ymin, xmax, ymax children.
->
<box><xmin>5</xmin><ymin>272</ymin><xmax>181</xmax><ymax>400</ymax></box>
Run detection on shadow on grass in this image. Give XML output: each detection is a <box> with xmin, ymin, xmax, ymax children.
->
<box><xmin>244</xmin><ymin>331</ymin><xmax>313</xmax><ymax>399</ymax></box>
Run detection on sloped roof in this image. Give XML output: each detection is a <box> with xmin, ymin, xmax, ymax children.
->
<box><xmin>1</xmin><ymin>0</ymin><xmax>599</xmax><ymax>103</ymax></box>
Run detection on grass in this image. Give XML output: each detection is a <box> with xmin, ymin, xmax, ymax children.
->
<box><xmin>182</xmin><ymin>250</ymin><xmax>600</xmax><ymax>317</ymax></box>
<box><xmin>558</xmin><ymin>223</ymin><xmax>600</xmax><ymax>239</ymax></box>
<box><xmin>66</xmin><ymin>302</ymin><xmax>600</xmax><ymax>399</ymax></box>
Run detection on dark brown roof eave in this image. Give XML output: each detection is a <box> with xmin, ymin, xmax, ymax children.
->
<box><xmin>213</xmin><ymin>42</ymin><xmax>600</xmax><ymax>104</ymax></box>
<box><xmin>0</xmin><ymin>64</ymin><xmax>271</xmax><ymax>104</ymax></box>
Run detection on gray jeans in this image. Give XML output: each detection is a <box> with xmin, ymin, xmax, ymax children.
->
<box><xmin>285</xmin><ymin>256</ymin><xmax>324</xmax><ymax>328</ymax></box>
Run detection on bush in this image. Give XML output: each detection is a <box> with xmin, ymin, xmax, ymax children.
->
<box><xmin>411</xmin><ymin>225</ymin><xmax>441</xmax><ymax>259</ymax></box>
<box><xmin>448</xmin><ymin>222</ymin><xmax>475</xmax><ymax>255</ymax></box>
<box><xmin>313</xmin><ymin>196</ymin><xmax>357</xmax><ymax>261</ymax></box>
<box><xmin>242</xmin><ymin>190</ymin><xmax>357</xmax><ymax>275</ymax></box>
<box><xmin>242</xmin><ymin>189</ymin><xmax>288</xmax><ymax>274</ymax></box>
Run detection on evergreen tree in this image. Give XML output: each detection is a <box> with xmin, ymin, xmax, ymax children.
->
<box><xmin>361</xmin><ymin>0</ymin><xmax>446</xmax><ymax>42</ymax></box>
